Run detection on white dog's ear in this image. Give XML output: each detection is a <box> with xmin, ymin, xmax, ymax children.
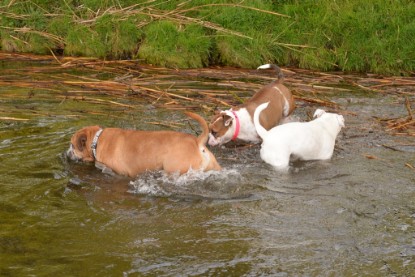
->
<box><xmin>313</xmin><ymin>109</ymin><xmax>326</xmax><ymax>118</ymax></box>
<box><xmin>337</xmin><ymin>115</ymin><xmax>345</xmax><ymax>127</ymax></box>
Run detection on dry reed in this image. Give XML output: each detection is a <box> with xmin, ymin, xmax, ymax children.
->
<box><xmin>1</xmin><ymin>52</ymin><xmax>414</xmax><ymax>136</ymax></box>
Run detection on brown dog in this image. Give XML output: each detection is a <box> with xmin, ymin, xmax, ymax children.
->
<box><xmin>67</xmin><ymin>112</ymin><xmax>221</xmax><ymax>177</ymax></box>
<box><xmin>208</xmin><ymin>64</ymin><xmax>295</xmax><ymax>146</ymax></box>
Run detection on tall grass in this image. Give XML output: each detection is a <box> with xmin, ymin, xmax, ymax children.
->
<box><xmin>274</xmin><ymin>0</ymin><xmax>415</xmax><ymax>74</ymax></box>
<box><xmin>0</xmin><ymin>0</ymin><xmax>414</xmax><ymax>74</ymax></box>
<box><xmin>138</xmin><ymin>21</ymin><xmax>211</xmax><ymax>68</ymax></box>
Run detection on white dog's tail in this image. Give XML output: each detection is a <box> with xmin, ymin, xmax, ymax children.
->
<box><xmin>253</xmin><ymin>102</ymin><xmax>269</xmax><ymax>139</ymax></box>
<box><xmin>257</xmin><ymin>64</ymin><xmax>284</xmax><ymax>82</ymax></box>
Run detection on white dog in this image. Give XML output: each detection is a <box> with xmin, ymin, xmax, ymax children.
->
<box><xmin>254</xmin><ymin>102</ymin><xmax>345</xmax><ymax>170</ymax></box>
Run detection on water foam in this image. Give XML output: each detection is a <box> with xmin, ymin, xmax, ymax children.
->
<box><xmin>128</xmin><ymin>168</ymin><xmax>244</xmax><ymax>199</ymax></box>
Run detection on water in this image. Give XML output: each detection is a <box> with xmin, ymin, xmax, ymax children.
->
<box><xmin>0</xmin><ymin>59</ymin><xmax>414</xmax><ymax>276</ymax></box>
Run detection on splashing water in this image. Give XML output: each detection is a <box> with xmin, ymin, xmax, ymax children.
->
<box><xmin>128</xmin><ymin>168</ymin><xmax>251</xmax><ymax>200</ymax></box>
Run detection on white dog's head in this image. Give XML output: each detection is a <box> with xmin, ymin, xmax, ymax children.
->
<box><xmin>313</xmin><ymin>109</ymin><xmax>345</xmax><ymax>128</ymax></box>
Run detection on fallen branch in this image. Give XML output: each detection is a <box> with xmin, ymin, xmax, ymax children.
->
<box><xmin>382</xmin><ymin>97</ymin><xmax>415</xmax><ymax>136</ymax></box>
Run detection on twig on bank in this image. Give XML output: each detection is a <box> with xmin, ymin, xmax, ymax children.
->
<box><xmin>381</xmin><ymin>97</ymin><xmax>414</xmax><ymax>136</ymax></box>
<box><xmin>405</xmin><ymin>96</ymin><xmax>413</xmax><ymax>119</ymax></box>
<box><xmin>0</xmin><ymin>116</ymin><xmax>29</xmax><ymax>121</ymax></box>
<box><xmin>146</xmin><ymin>121</ymin><xmax>185</xmax><ymax>128</ymax></box>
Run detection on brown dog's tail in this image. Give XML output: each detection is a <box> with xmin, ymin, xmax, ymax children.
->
<box><xmin>184</xmin><ymin>112</ymin><xmax>209</xmax><ymax>147</ymax></box>
<box><xmin>257</xmin><ymin>64</ymin><xmax>284</xmax><ymax>83</ymax></box>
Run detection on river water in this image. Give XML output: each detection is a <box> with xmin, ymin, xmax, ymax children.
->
<box><xmin>0</xmin><ymin>57</ymin><xmax>414</xmax><ymax>276</ymax></box>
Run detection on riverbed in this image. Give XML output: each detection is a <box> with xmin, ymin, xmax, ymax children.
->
<box><xmin>0</xmin><ymin>55</ymin><xmax>414</xmax><ymax>276</ymax></box>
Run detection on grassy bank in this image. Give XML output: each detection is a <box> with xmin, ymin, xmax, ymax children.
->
<box><xmin>0</xmin><ymin>0</ymin><xmax>414</xmax><ymax>75</ymax></box>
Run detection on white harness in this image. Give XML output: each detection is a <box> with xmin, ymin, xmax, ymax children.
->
<box><xmin>91</xmin><ymin>129</ymin><xmax>103</xmax><ymax>159</ymax></box>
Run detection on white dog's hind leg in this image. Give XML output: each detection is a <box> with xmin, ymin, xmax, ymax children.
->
<box><xmin>260</xmin><ymin>147</ymin><xmax>290</xmax><ymax>170</ymax></box>
<box><xmin>271</xmin><ymin>157</ymin><xmax>290</xmax><ymax>171</ymax></box>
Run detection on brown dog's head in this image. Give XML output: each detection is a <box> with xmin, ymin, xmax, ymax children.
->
<box><xmin>208</xmin><ymin>110</ymin><xmax>236</xmax><ymax>146</ymax></box>
<box><xmin>67</xmin><ymin>125</ymin><xmax>101</xmax><ymax>162</ymax></box>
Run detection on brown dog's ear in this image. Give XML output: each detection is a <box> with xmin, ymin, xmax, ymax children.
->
<box><xmin>76</xmin><ymin>133</ymin><xmax>87</xmax><ymax>151</ymax></box>
<box><xmin>222</xmin><ymin>114</ymin><xmax>233</xmax><ymax>127</ymax></box>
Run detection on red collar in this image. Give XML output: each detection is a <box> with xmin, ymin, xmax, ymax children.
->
<box><xmin>231</xmin><ymin>110</ymin><xmax>240</xmax><ymax>141</ymax></box>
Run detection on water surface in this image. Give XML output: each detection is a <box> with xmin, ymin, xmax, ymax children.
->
<box><xmin>0</xmin><ymin>58</ymin><xmax>414</xmax><ymax>276</ymax></box>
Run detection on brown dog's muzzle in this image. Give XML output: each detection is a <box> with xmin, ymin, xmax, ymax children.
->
<box><xmin>66</xmin><ymin>144</ymin><xmax>79</xmax><ymax>161</ymax></box>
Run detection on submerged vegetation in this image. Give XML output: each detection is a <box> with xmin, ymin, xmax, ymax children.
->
<box><xmin>0</xmin><ymin>0</ymin><xmax>414</xmax><ymax>74</ymax></box>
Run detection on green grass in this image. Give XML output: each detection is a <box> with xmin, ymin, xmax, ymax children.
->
<box><xmin>138</xmin><ymin>21</ymin><xmax>211</xmax><ymax>68</ymax></box>
<box><xmin>0</xmin><ymin>0</ymin><xmax>414</xmax><ymax>74</ymax></box>
<box><xmin>274</xmin><ymin>0</ymin><xmax>415</xmax><ymax>74</ymax></box>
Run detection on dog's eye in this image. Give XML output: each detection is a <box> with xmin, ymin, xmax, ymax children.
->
<box><xmin>211</xmin><ymin>131</ymin><xmax>217</xmax><ymax>137</ymax></box>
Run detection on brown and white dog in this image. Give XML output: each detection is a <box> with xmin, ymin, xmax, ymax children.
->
<box><xmin>67</xmin><ymin>112</ymin><xmax>221</xmax><ymax>178</ymax></box>
<box><xmin>208</xmin><ymin>64</ymin><xmax>295</xmax><ymax>146</ymax></box>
